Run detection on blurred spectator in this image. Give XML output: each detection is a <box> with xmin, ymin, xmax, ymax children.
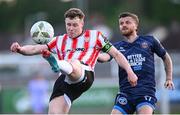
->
<box><xmin>28</xmin><ymin>73</ymin><xmax>49</xmax><ymax>114</ymax></box>
<box><xmin>89</xmin><ymin>13</ymin><xmax>112</xmax><ymax>40</ymax></box>
<box><xmin>163</xmin><ymin>20</ymin><xmax>180</xmax><ymax>51</ymax></box>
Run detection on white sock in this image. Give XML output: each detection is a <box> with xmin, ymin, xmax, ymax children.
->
<box><xmin>58</xmin><ymin>60</ymin><xmax>73</xmax><ymax>75</ymax></box>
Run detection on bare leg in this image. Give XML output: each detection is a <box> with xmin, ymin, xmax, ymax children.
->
<box><xmin>68</xmin><ymin>60</ymin><xmax>82</xmax><ymax>81</ymax></box>
<box><xmin>48</xmin><ymin>96</ymin><xmax>70</xmax><ymax>114</ymax></box>
<box><xmin>41</xmin><ymin>50</ymin><xmax>83</xmax><ymax>81</ymax></box>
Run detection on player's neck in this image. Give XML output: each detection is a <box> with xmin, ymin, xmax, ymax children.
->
<box><xmin>126</xmin><ymin>33</ymin><xmax>138</xmax><ymax>43</ymax></box>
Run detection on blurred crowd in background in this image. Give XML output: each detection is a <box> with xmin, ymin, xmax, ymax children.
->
<box><xmin>0</xmin><ymin>0</ymin><xmax>180</xmax><ymax>52</ymax></box>
<box><xmin>0</xmin><ymin>0</ymin><xmax>180</xmax><ymax>114</ymax></box>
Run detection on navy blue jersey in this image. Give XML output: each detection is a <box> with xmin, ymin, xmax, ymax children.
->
<box><xmin>113</xmin><ymin>35</ymin><xmax>166</xmax><ymax>98</ymax></box>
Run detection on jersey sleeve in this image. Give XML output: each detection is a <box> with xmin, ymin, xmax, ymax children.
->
<box><xmin>47</xmin><ymin>36</ymin><xmax>58</xmax><ymax>53</ymax></box>
<box><xmin>98</xmin><ymin>31</ymin><xmax>112</xmax><ymax>53</ymax></box>
<box><xmin>152</xmin><ymin>36</ymin><xmax>166</xmax><ymax>58</ymax></box>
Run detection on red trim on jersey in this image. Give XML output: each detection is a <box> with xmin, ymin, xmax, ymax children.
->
<box><xmin>78</xmin><ymin>30</ymin><xmax>90</xmax><ymax>60</ymax></box>
<box><xmin>55</xmin><ymin>36</ymin><xmax>62</xmax><ymax>60</ymax></box>
<box><xmin>68</xmin><ymin>37</ymin><xmax>78</xmax><ymax>59</ymax></box>
<box><xmin>48</xmin><ymin>37</ymin><xmax>57</xmax><ymax>50</ymax></box>
<box><xmin>85</xmin><ymin>30</ymin><xmax>90</xmax><ymax>38</ymax></box>
<box><xmin>85</xmin><ymin>31</ymin><xmax>101</xmax><ymax>67</ymax></box>
<box><xmin>89</xmin><ymin>32</ymin><xmax>101</xmax><ymax>67</ymax></box>
<box><xmin>60</xmin><ymin>34</ymin><xmax>68</xmax><ymax>60</ymax></box>
<box><xmin>90</xmin><ymin>49</ymin><xmax>100</xmax><ymax>68</ymax></box>
<box><xmin>97</xmin><ymin>32</ymin><xmax>103</xmax><ymax>48</ymax></box>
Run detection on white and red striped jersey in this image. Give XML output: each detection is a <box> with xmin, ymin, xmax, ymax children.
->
<box><xmin>47</xmin><ymin>30</ymin><xmax>110</xmax><ymax>70</ymax></box>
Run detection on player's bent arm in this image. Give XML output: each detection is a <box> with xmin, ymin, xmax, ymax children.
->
<box><xmin>107</xmin><ymin>46</ymin><xmax>131</xmax><ymax>71</ymax></box>
<box><xmin>163</xmin><ymin>53</ymin><xmax>173</xmax><ymax>81</ymax></box>
<box><xmin>108</xmin><ymin>46</ymin><xmax>138</xmax><ymax>86</ymax></box>
<box><xmin>97</xmin><ymin>53</ymin><xmax>111</xmax><ymax>63</ymax></box>
<box><xmin>19</xmin><ymin>44</ymin><xmax>48</xmax><ymax>55</ymax></box>
<box><xmin>10</xmin><ymin>42</ymin><xmax>48</xmax><ymax>55</ymax></box>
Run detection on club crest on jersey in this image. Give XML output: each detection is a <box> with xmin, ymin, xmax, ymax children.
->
<box><xmin>118</xmin><ymin>97</ymin><xmax>127</xmax><ymax>105</ymax></box>
<box><xmin>141</xmin><ymin>42</ymin><xmax>149</xmax><ymax>49</ymax></box>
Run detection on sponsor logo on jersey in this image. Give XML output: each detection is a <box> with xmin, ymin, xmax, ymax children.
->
<box><xmin>127</xmin><ymin>54</ymin><xmax>146</xmax><ymax>71</ymax></box>
<box><xmin>66</xmin><ymin>48</ymin><xmax>85</xmax><ymax>52</ymax></box>
<box><xmin>119</xmin><ymin>47</ymin><xmax>126</xmax><ymax>52</ymax></box>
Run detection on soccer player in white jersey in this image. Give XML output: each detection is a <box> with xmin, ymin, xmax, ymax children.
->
<box><xmin>10</xmin><ymin>8</ymin><xmax>138</xmax><ymax>114</ymax></box>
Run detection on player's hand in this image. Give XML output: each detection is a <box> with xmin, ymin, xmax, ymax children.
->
<box><xmin>127</xmin><ymin>72</ymin><xmax>138</xmax><ymax>87</ymax></box>
<box><xmin>10</xmin><ymin>42</ymin><xmax>21</xmax><ymax>52</ymax></box>
<box><xmin>164</xmin><ymin>79</ymin><xmax>175</xmax><ymax>90</ymax></box>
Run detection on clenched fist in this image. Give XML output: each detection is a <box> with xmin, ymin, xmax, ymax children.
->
<box><xmin>10</xmin><ymin>42</ymin><xmax>21</xmax><ymax>52</ymax></box>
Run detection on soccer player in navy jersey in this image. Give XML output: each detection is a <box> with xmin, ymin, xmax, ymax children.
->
<box><xmin>10</xmin><ymin>8</ymin><xmax>138</xmax><ymax>114</ymax></box>
<box><xmin>98</xmin><ymin>12</ymin><xmax>175</xmax><ymax>114</ymax></box>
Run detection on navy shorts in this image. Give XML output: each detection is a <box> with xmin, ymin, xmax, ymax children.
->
<box><xmin>113</xmin><ymin>92</ymin><xmax>157</xmax><ymax>114</ymax></box>
<box><xmin>50</xmin><ymin>70</ymin><xmax>94</xmax><ymax>102</ymax></box>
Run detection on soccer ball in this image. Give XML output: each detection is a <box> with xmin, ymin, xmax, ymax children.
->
<box><xmin>30</xmin><ymin>21</ymin><xmax>54</xmax><ymax>44</ymax></box>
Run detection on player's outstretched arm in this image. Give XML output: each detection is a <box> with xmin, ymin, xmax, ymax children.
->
<box><xmin>108</xmin><ymin>46</ymin><xmax>138</xmax><ymax>86</ymax></box>
<box><xmin>163</xmin><ymin>53</ymin><xmax>175</xmax><ymax>90</ymax></box>
<box><xmin>10</xmin><ymin>42</ymin><xmax>48</xmax><ymax>55</ymax></box>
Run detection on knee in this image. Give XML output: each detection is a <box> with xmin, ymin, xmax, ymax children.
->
<box><xmin>137</xmin><ymin>105</ymin><xmax>153</xmax><ymax>114</ymax></box>
<box><xmin>70</xmin><ymin>60</ymin><xmax>82</xmax><ymax>73</ymax></box>
<box><xmin>70</xmin><ymin>60</ymin><xmax>81</xmax><ymax>67</ymax></box>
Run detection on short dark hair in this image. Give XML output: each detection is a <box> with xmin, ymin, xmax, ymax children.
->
<box><xmin>119</xmin><ymin>12</ymin><xmax>139</xmax><ymax>25</ymax></box>
<box><xmin>64</xmin><ymin>8</ymin><xmax>85</xmax><ymax>19</ymax></box>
